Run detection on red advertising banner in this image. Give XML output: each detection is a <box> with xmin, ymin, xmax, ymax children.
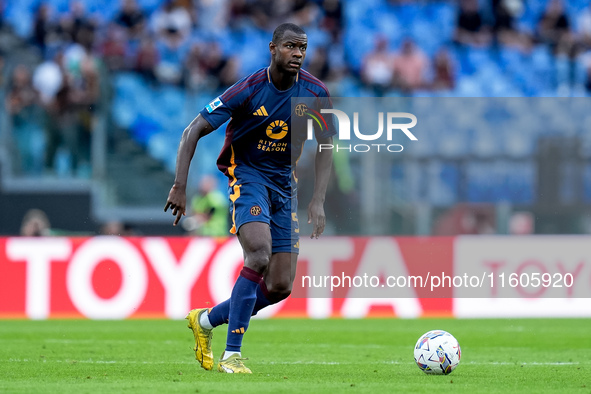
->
<box><xmin>0</xmin><ymin>236</ymin><xmax>453</xmax><ymax>319</ymax></box>
<box><xmin>453</xmin><ymin>236</ymin><xmax>591</xmax><ymax>317</ymax></box>
<box><xmin>5</xmin><ymin>236</ymin><xmax>587</xmax><ymax>319</ymax></box>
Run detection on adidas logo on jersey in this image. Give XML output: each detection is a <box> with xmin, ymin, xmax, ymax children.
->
<box><xmin>253</xmin><ymin>106</ymin><xmax>268</xmax><ymax>116</ymax></box>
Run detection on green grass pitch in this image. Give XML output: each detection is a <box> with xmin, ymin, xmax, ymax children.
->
<box><xmin>0</xmin><ymin>318</ymin><xmax>589</xmax><ymax>393</ymax></box>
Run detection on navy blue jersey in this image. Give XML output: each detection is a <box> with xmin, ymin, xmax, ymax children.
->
<box><xmin>200</xmin><ymin>67</ymin><xmax>335</xmax><ymax>197</ymax></box>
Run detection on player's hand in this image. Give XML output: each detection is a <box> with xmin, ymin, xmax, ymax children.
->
<box><xmin>307</xmin><ymin>198</ymin><xmax>326</xmax><ymax>239</ymax></box>
<box><xmin>164</xmin><ymin>185</ymin><xmax>187</xmax><ymax>226</ymax></box>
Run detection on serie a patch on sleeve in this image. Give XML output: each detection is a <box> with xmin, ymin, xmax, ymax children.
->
<box><xmin>205</xmin><ymin>97</ymin><xmax>223</xmax><ymax>113</ymax></box>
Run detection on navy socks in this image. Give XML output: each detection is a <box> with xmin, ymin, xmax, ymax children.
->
<box><xmin>252</xmin><ymin>280</ymin><xmax>273</xmax><ymax>314</ymax></box>
<box><xmin>206</xmin><ymin>276</ymin><xmax>277</xmax><ymax>328</ymax></box>
<box><xmin>207</xmin><ymin>299</ymin><xmax>230</xmax><ymax>327</ymax></box>
<box><xmin>225</xmin><ymin>267</ymin><xmax>262</xmax><ymax>352</ymax></box>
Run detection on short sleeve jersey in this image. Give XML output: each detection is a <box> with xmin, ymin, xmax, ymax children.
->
<box><xmin>200</xmin><ymin>67</ymin><xmax>335</xmax><ymax>197</ymax></box>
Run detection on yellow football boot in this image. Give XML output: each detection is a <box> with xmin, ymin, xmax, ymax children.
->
<box><xmin>185</xmin><ymin>308</ymin><xmax>214</xmax><ymax>370</ymax></box>
<box><xmin>217</xmin><ymin>352</ymin><xmax>252</xmax><ymax>374</ymax></box>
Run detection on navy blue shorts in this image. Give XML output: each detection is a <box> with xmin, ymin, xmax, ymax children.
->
<box><xmin>228</xmin><ymin>182</ymin><xmax>299</xmax><ymax>254</ymax></box>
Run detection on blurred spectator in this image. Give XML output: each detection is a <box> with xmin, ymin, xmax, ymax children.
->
<box><xmin>101</xmin><ymin>220</ymin><xmax>125</xmax><ymax>235</ymax></box>
<box><xmin>200</xmin><ymin>41</ymin><xmax>239</xmax><ymax>89</ymax></box>
<box><xmin>71</xmin><ymin>1</ymin><xmax>95</xmax><ymax>33</ymax></box>
<box><xmin>325</xmin><ymin>36</ymin><xmax>347</xmax><ymax>85</ymax></box>
<box><xmin>536</xmin><ymin>0</ymin><xmax>572</xmax><ymax>52</ymax></box>
<box><xmin>577</xmin><ymin>3</ymin><xmax>591</xmax><ymax>49</ymax></box>
<box><xmin>320</xmin><ymin>0</ymin><xmax>342</xmax><ymax>41</ymax></box>
<box><xmin>151</xmin><ymin>0</ymin><xmax>192</xmax><ymax>45</ymax></box>
<box><xmin>430</xmin><ymin>48</ymin><xmax>456</xmax><ymax>91</ymax></box>
<box><xmin>433</xmin><ymin>204</ymin><xmax>496</xmax><ymax>235</ymax></box>
<box><xmin>306</xmin><ymin>45</ymin><xmax>331</xmax><ymax>81</ymax></box>
<box><xmin>135</xmin><ymin>34</ymin><xmax>159</xmax><ymax>82</ymax></box>
<box><xmin>154</xmin><ymin>37</ymin><xmax>188</xmax><ymax>85</ymax></box>
<box><xmin>537</xmin><ymin>0</ymin><xmax>581</xmax><ymax>93</ymax></box>
<box><xmin>182</xmin><ymin>40</ymin><xmax>238</xmax><ymax>90</ymax></box>
<box><xmin>291</xmin><ymin>0</ymin><xmax>321</xmax><ymax>29</ymax></box>
<box><xmin>454</xmin><ymin>0</ymin><xmax>491</xmax><ymax>47</ymax></box>
<box><xmin>6</xmin><ymin>66</ymin><xmax>38</xmax><ymax>115</ymax></box>
<box><xmin>42</xmin><ymin>61</ymin><xmax>77</xmax><ymax>175</ymax></box>
<box><xmin>584</xmin><ymin>54</ymin><xmax>591</xmax><ymax>92</ymax></box>
<box><xmin>69</xmin><ymin>56</ymin><xmax>100</xmax><ymax>176</ymax></box>
<box><xmin>0</xmin><ymin>0</ymin><xmax>5</xmax><ymax>31</ymax></box>
<box><xmin>360</xmin><ymin>35</ymin><xmax>394</xmax><ymax>96</ymax></box>
<box><xmin>31</xmin><ymin>3</ymin><xmax>57</xmax><ymax>55</ymax></box>
<box><xmin>492</xmin><ymin>0</ymin><xmax>531</xmax><ymax>52</ymax></box>
<box><xmin>5</xmin><ymin>65</ymin><xmax>44</xmax><ymax>174</ymax></box>
<box><xmin>183</xmin><ymin>175</ymin><xmax>229</xmax><ymax>236</ymax></box>
<box><xmin>33</xmin><ymin>52</ymin><xmax>65</xmax><ymax>173</ymax></box>
<box><xmin>509</xmin><ymin>211</ymin><xmax>534</xmax><ymax>234</ymax></box>
<box><xmin>99</xmin><ymin>23</ymin><xmax>129</xmax><ymax>72</ymax></box>
<box><xmin>228</xmin><ymin>0</ymin><xmax>251</xmax><ymax>25</ymax></box>
<box><xmin>247</xmin><ymin>0</ymin><xmax>273</xmax><ymax>30</ymax></box>
<box><xmin>151</xmin><ymin>0</ymin><xmax>193</xmax><ymax>86</ymax></box>
<box><xmin>58</xmin><ymin>1</ymin><xmax>97</xmax><ymax>51</ymax></box>
<box><xmin>20</xmin><ymin>209</ymin><xmax>51</xmax><ymax>236</ymax></box>
<box><xmin>0</xmin><ymin>55</ymin><xmax>4</xmax><ymax>87</ymax></box>
<box><xmin>183</xmin><ymin>43</ymin><xmax>206</xmax><ymax>90</ymax></box>
<box><xmin>114</xmin><ymin>0</ymin><xmax>147</xmax><ymax>40</ymax></box>
<box><xmin>195</xmin><ymin>0</ymin><xmax>230</xmax><ymax>33</ymax></box>
<box><xmin>392</xmin><ymin>38</ymin><xmax>429</xmax><ymax>93</ymax></box>
<box><xmin>33</xmin><ymin>53</ymin><xmax>63</xmax><ymax>106</ymax></box>
<box><xmin>100</xmin><ymin>220</ymin><xmax>138</xmax><ymax>235</ymax></box>
<box><xmin>36</xmin><ymin>49</ymin><xmax>99</xmax><ymax>177</ymax></box>
<box><xmin>269</xmin><ymin>0</ymin><xmax>295</xmax><ymax>24</ymax></box>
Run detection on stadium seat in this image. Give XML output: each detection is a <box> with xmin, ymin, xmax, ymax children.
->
<box><xmin>455</xmin><ymin>77</ymin><xmax>484</xmax><ymax>96</ymax></box>
<box><xmin>130</xmin><ymin>113</ymin><xmax>162</xmax><ymax>147</ymax></box>
<box><xmin>137</xmin><ymin>0</ymin><xmax>163</xmax><ymax>14</ymax></box>
<box><xmin>4</xmin><ymin>6</ymin><xmax>32</xmax><ymax>37</ymax></box>
<box><xmin>411</xmin><ymin>18</ymin><xmax>441</xmax><ymax>56</ymax></box>
<box><xmin>344</xmin><ymin>27</ymin><xmax>379</xmax><ymax>72</ymax></box>
<box><xmin>428</xmin><ymin>2</ymin><xmax>456</xmax><ymax>41</ymax></box>
<box><xmin>111</xmin><ymin>95</ymin><xmax>137</xmax><ymax>130</ymax></box>
<box><xmin>147</xmin><ymin>131</ymin><xmax>173</xmax><ymax>164</ymax></box>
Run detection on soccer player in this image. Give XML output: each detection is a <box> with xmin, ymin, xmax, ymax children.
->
<box><xmin>164</xmin><ymin>23</ymin><xmax>335</xmax><ymax>373</ymax></box>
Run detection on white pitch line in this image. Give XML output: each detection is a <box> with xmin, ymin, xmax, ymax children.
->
<box><xmin>34</xmin><ymin>340</ymin><xmax>386</xmax><ymax>348</ymax></box>
<box><xmin>42</xmin><ymin>339</ymin><xmax>183</xmax><ymax>345</ymax></box>
<box><xmin>4</xmin><ymin>359</ymin><xmax>197</xmax><ymax>365</ymax></box>
<box><xmin>2</xmin><ymin>359</ymin><xmax>582</xmax><ymax>366</ymax></box>
<box><xmin>471</xmin><ymin>362</ymin><xmax>580</xmax><ymax>366</ymax></box>
<box><xmin>268</xmin><ymin>361</ymin><xmax>342</xmax><ymax>365</ymax></box>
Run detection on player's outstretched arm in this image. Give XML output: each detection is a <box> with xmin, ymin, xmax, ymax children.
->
<box><xmin>308</xmin><ymin>135</ymin><xmax>333</xmax><ymax>239</ymax></box>
<box><xmin>164</xmin><ymin>115</ymin><xmax>214</xmax><ymax>226</ymax></box>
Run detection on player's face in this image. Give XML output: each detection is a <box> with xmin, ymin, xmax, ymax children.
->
<box><xmin>271</xmin><ymin>31</ymin><xmax>308</xmax><ymax>75</ymax></box>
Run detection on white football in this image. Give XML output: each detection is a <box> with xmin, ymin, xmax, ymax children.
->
<box><xmin>414</xmin><ymin>330</ymin><xmax>461</xmax><ymax>375</ymax></box>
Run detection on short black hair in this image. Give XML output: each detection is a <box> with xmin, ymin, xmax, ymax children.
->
<box><xmin>272</xmin><ymin>23</ymin><xmax>306</xmax><ymax>44</ymax></box>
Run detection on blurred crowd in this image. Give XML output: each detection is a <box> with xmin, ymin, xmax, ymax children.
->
<box><xmin>452</xmin><ymin>0</ymin><xmax>591</xmax><ymax>93</ymax></box>
<box><xmin>2</xmin><ymin>0</ymin><xmax>591</xmax><ymax>179</ymax></box>
<box><xmin>2</xmin><ymin>1</ymin><xmax>102</xmax><ymax>177</ymax></box>
<box><xmin>361</xmin><ymin>0</ymin><xmax>591</xmax><ymax>95</ymax></box>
